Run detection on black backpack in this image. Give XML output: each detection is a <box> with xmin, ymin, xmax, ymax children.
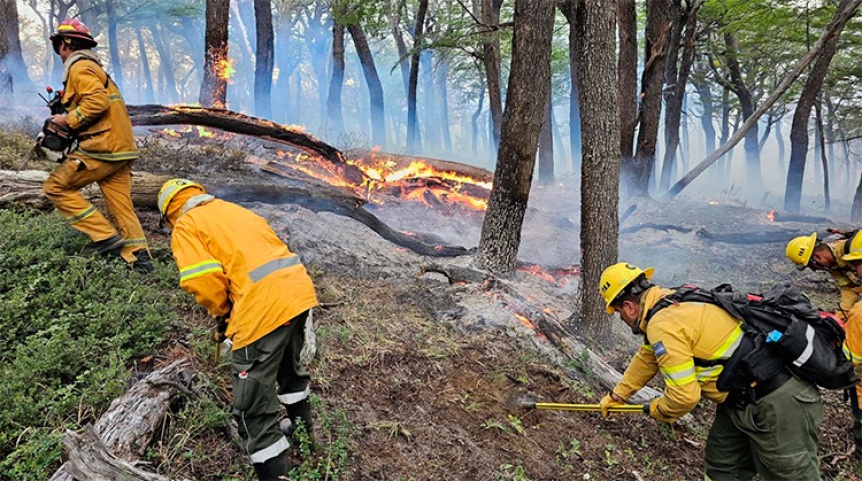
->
<box><xmin>645</xmin><ymin>282</ymin><xmax>858</xmax><ymax>391</ymax></box>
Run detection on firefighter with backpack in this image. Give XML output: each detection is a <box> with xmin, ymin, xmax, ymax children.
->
<box><xmin>598</xmin><ymin>262</ymin><xmax>825</xmax><ymax>480</ymax></box>
<box><xmin>840</xmin><ymin>231</ymin><xmax>862</xmax><ymax>459</ymax></box>
<box><xmin>786</xmin><ymin>231</ymin><xmax>862</xmax><ymax>317</ymax></box>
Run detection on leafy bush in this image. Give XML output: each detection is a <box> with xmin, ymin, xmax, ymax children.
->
<box><xmin>0</xmin><ymin>209</ymin><xmax>184</xmax><ymax>480</ymax></box>
<box><xmin>0</xmin><ymin>130</ymin><xmax>34</xmax><ymax>169</ymax></box>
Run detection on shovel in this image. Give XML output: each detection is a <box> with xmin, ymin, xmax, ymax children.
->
<box><xmin>507</xmin><ymin>393</ymin><xmax>646</xmax><ymax>413</ymax></box>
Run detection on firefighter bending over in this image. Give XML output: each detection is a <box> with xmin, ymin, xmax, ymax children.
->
<box><xmin>786</xmin><ymin>231</ymin><xmax>862</xmax><ymax>316</ymax></box>
<box><xmin>598</xmin><ymin>263</ymin><xmax>823</xmax><ymax>480</ymax></box>
<box><xmin>159</xmin><ymin>179</ymin><xmax>319</xmax><ymax>481</ymax></box>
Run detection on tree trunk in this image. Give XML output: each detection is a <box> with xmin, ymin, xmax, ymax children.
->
<box><xmin>472</xmin><ymin>80</ymin><xmax>486</xmax><ymax>157</ymax></box>
<box><xmin>387</xmin><ymin>3</ymin><xmax>410</xmax><ymax>96</ymax></box>
<box><xmin>147</xmin><ymin>23</ymin><xmax>178</xmax><ymax>103</ymax></box>
<box><xmin>616</xmin><ymin>0</ymin><xmax>638</xmax><ymax>164</ymax></box>
<box><xmin>0</xmin><ymin>0</ymin><xmax>33</xmax><ymax>92</ymax></box>
<box><xmin>723</xmin><ymin>32</ymin><xmax>761</xmax><ymax>188</ymax></box>
<box><xmin>624</xmin><ymin>0</ymin><xmax>672</xmax><ymax>197</ymax></box>
<box><xmin>666</xmin><ymin>0</ymin><xmax>862</xmax><ymax>198</ymax></box>
<box><xmin>477</xmin><ymin>0</ymin><xmax>553</xmax><ymax>273</ymax></box>
<box><xmin>134</xmin><ymin>28</ymin><xmax>155</xmax><ymax>104</ymax></box>
<box><xmin>558</xmin><ymin>0</ymin><xmax>582</xmax><ymax>174</ymax></box>
<box><xmin>784</xmin><ymin>0</ymin><xmax>854</xmax><ymax>213</ymax></box>
<box><xmin>105</xmin><ymin>0</ymin><xmax>124</xmax><ymax>92</ymax></box>
<box><xmin>421</xmin><ymin>48</ymin><xmax>438</xmax><ymax>148</ymax></box>
<box><xmin>254</xmin><ymin>0</ymin><xmax>274</xmax><ymax>119</ymax></box>
<box><xmin>326</xmin><ymin>14</ymin><xmax>346</xmax><ymax>139</ymax></box>
<box><xmin>481</xmin><ymin>0</ymin><xmax>505</xmax><ymax>153</ymax></box>
<box><xmin>347</xmin><ymin>22</ymin><xmax>386</xmax><ymax>148</ymax></box>
<box><xmin>437</xmin><ymin>59</ymin><xmax>452</xmax><ymax>155</ymax></box>
<box><xmin>775</xmin><ymin>119</ymin><xmax>785</xmax><ymax>173</ymax></box>
<box><xmin>853</xmin><ymin>171</ymin><xmax>862</xmax><ymax>222</ymax></box>
<box><xmin>199</xmin><ymin>0</ymin><xmax>230</xmax><ymax>108</ymax></box>
<box><xmin>815</xmin><ymin>99</ymin><xmax>830</xmax><ymax>214</ymax></box>
<box><xmin>538</xmin><ymin>86</ymin><xmax>554</xmax><ymax>185</ymax></box>
<box><xmin>406</xmin><ymin>0</ymin><xmax>429</xmax><ymax>151</ymax></box>
<box><xmin>659</xmin><ymin>0</ymin><xmax>702</xmax><ymax>191</ymax></box>
<box><xmin>570</xmin><ymin>0</ymin><xmax>620</xmax><ymax>341</ymax></box>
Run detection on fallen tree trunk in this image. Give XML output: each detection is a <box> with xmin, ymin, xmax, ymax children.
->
<box><xmin>697</xmin><ymin>228</ymin><xmax>802</xmax><ymax>244</ymax></box>
<box><xmin>126</xmin><ymin>104</ymin><xmax>368</xmax><ymax>185</ymax></box>
<box><xmin>0</xmin><ymin>170</ymin><xmax>169</xmax><ymax>210</ymax></box>
<box><xmin>49</xmin><ymin>359</ymin><xmax>195</xmax><ymax>481</ymax></box>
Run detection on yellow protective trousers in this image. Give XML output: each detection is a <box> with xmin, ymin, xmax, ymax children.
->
<box><xmin>43</xmin><ymin>154</ymin><xmax>149</xmax><ymax>262</ymax></box>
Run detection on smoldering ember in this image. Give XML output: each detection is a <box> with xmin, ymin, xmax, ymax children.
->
<box><xmin>3</xmin><ymin>1</ymin><xmax>862</xmax><ymax>480</ymax></box>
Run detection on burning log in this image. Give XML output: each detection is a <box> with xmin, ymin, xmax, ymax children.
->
<box><xmin>767</xmin><ymin>210</ymin><xmax>834</xmax><ymax>224</ymax></box>
<box><xmin>126</xmin><ymin>104</ymin><xmax>367</xmax><ymax>185</ymax></box>
<box><xmin>697</xmin><ymin>228</ymin><xmax>803</xmax><ymax>244</ymax></box>
<box><xmin>49</xmin><ymin>359</ymin><xmax>195</xmax><ymax>481</ymax></box>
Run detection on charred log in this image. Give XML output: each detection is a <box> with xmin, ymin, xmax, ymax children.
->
<box><xmin>769</xmin><ymin>211</ymin><xmax>833</xmax><ymax>224</ymax></box>
<box><xmin>49</xmin><ymin>359</ymin><xmax>195</xmax><ymax>481</ymax></box>
<box><xmin>126</xmin><ymin>104</ymin><xmax>367</xmax><ymax>185</ymax></box>
<box><xmin>0</xmin><ymin>170</ymin><xmax>170</xmax><ymax>210</ymax></box>
<box><xmin>697</xmin><ymin>228</ymin><xmax>802</xmax><ymax>244</ymax></box>
<box><xmin>620</xmin><ymin>223</ymin><xmax>693</xmax><ymax>235</ymax></box>
<box><xmin>419</xmin><ymin>263</ymin><xmax>495</xmax><ymax>285</ymax></box>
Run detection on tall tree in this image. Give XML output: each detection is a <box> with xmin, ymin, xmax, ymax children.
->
<box><xmin>147</xmin><ymin>22</ymin><xmax>178</xmax><ymax>103</ymax></box>
<box><xmin>105</xmin><ymin>0</ymin><xmax>124</xmax><ymax>92</ymax></box>
<box><xmin>481</xmin><ymin>0</ymin><xmax>505</xmax><ymax>152</ymax></box>
<box><xmin>558</xmin><ymin>0</ymin><xmax>582</xmax><ymax>173</ymax></box>
<box><xmin>538</xmin><ymin>87</ymin><xmax>554</xmax><ymax>185</ymax></box>
<box><xmin>347</xmin><ymin>21</ymin><xmax>387</xmax><ymax>148</ymax></box>
<box><xmin>623</xmin><ymin>0</ymin><xmax>672</xmax><ymax>196</ymax></box>
<box><xmin>326</xmin><ymin>5</ymin><xmax>346</xmax><ymax>138</ymax></box>
<box><xmin>199</xmin><ymin>0</ymin><xmax>230</xmax><ymax>108</ymax></box>
<box><xmin>254</xmin><ymin>0</ymin><xmax>274</xmax><ymax>119</ymax></box>
<box><xmin>570</xmin><ymin>0</ymin><xmax>620</xmax><ymax>340</ymax></box>
<box><xmin>784</xmin><ymin>0</ymin><xmax>856</xmax><ymax>213</ymax></box>
<box><xmin>721</xmin><ymin>32</ymin><xmax>761</xmax><ymax>188</ymax></box>
<box><xmin>437</xmin><ymin>58</ymin><xmax>453</xmax><ymax>154</ymax></box>
<box><xmin>477</xmin><ymin>0</ymin><xmax>553</xmax><ymax>273</ymax></box>
<box><xmin>616</xmin><ymin>0</ymin><xmax>638</xmax><ymax>164</ymax></box>
<box><xmin>0</xmin><ymin>0</ymin><xmax>32</xmax><ymax>92</ymax></box>
<box><xmin>134</xmin><ymin>28</ymin><xmax>154</xmax><ymax>104</ymax></box>
<box><xmin>406</xmin><ymin>0</ymin><xmax>429</xmax><ymax>151</ymax></box>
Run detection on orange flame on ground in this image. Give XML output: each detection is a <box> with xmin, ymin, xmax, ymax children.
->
<box><xmin>708</xmin><ymin>200</ymin><xmax>719</xmax><ymax>205</ymax></box>
<box><xmin>767</xmin><ymin>210</ymin><xmax>776</xmax><ymax>222</ymax></box>
<box><xmin>516</xmin><ymin>264</ymin><xmax>580</xmax><ymax>286</ymax></box>
<box><xmin>515</xmin><ymin>313</ymin><xmax>537</xmax><ymax>330</ymax></box>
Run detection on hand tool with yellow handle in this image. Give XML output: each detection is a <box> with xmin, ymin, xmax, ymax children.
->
<box><xmin>507</xmin><ymin>393</ymin><xmax>646</xmax><ymax>413</ymax></box>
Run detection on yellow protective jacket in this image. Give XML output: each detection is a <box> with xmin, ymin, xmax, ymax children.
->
<box><xmin>843</xmin><ymin>300</ymin><xmax>862</xmax><ymax>402</ymax></box>
<box><xmin>612</xmin><ymin>286</ymin><xmax>745</xmax><ymax>423</ymax></box>
<box><xmin>61</xmin><ymin>50</ymin><xmax>138</xmax><ymax>162</ymax></box>
<box><xmin>826</xmin><ymin>239</ymin><xmax>862</xmax><ymax>315</ymax></box>
<box><xmin>171</xmin><ymin>197</ymin><xmax>318</xmax><ymax>350</ymax></box>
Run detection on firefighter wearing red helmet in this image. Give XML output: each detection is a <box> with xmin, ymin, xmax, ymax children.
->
<box><xmin>42</xmin><ymin>18</ymin><xmax>153</xmax><ymax>272</ymax></box>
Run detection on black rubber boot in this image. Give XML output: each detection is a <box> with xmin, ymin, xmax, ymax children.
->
<box><xmin>131</xmin><ymin>250</ymin><xmax>154</xmax><ymax>273</ymax></box>
<box><xmin>286</xmin><ymin>399</ymin><xmax>315</xmax><ymax>443</ymax></box>
<box><xmin>252</xmin><ymin>450</ymin><xmax>289</xmax><ymax>481</ymax></box>
<box><xmin>81</xmin><ymin>233</ymin><xmax>124</xmax><ymax>256</ymax></box>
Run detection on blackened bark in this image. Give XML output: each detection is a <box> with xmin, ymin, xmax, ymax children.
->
<box><xmin>134</xmin><ymin>28</ymin><xmax>154</xmax><ymax>104</ymax></box>
<box><xmin>482</xmin><ymin>0</ymin><xmax>504</xmax><ymax>152</ymax></box>
<box><xmin>616</xmin><ymin>0</ymin><xmax>638</xmax><ymax>163</ymax></box>
<box><xmin>784</xmin><ymin>0</ymin><xmax>853</xmax><ymax>213</ymax></box>
<box><xmin>538</xmin><ymin>86</ymin><xmax>554</xmax><ymax>185</ymax></box>
<box><xmin>199</xmin><ymin>0</ymin><xmax>230</xmax><ymax>108</ymax></box>
<box><xmin>659</xmin><ymin>0</ymin><xmax>702</xmax><ymax>190</ymax></box>
<box><xmin>624</xmin><ymin>0</ymin><xmax>672</xmax><ymax>196</ymax></box>
<box><xmin>477</xmin><ymin>0</ymin><xmax>554</xmax><ymax>273</ymax></box>
<box><xmin>326</xmin><ymin>14</ymin><xmax>346</xmax><ymax>138</ymax></box>
<box><xmin>407</xmin><ymin>0</ymin><xmax>429</xmax><ymax>151</ymax></box>
<box><xmin>347</xmin><ymin>22</ymin><xmax>386</xmax><ymax>148</ymax></box>
<box><xmin>254</xmin><ymin>0</ymin><xmax>274</xmax><ymax>119</ymax></box>
<box><xmin>570</xmin><ymin>0</ymin><xmax>620</xmax><ymax>341</ymax></box>
<box><xmin>106</xmin><ymin>0</ymin><xmax>124</xmax><ymax>92</ymax></box>
<box><xmin>559</xmin><ymin>0</ymin><xmax>582</xmax><ymax>173</ymax></box>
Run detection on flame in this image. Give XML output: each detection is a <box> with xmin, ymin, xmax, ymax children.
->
<box><xmin>197</xmin><ymin>126</ymin><xmax>214</xmax><ymax>138</ymax></box>
<box><xmin>515</xmin><ymin>313</ymin><xmax>537</xmax><ymax>330</ymax></box>
<box><xmin>215</xmin><ymin>58</ymin><xmax>236</xmax><ymax>82</ymax></box>
<box><xmin>516</xmin><ymin>264</ymin><xmax>580</xmax><ymax>286</ymax></box>
<box><xmin>767</xmin><ymin>210</ymin><xmax>776</xmax><ymax>222</ymax></box>
<box><xmin>708</xmin><ymin>200</ymin><xmax>719</xmax><ymax>205</ymax></box>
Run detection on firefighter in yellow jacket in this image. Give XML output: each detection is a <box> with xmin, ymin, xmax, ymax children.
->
<box><xmin>787</xmin><ymin>232</ymin><xmax>862</xmax><ymax>316</ymax></box>
<box><xmin>159</xmin><ymin>179</ymin><xmax>319</xmax><ymax>481</ymax></box>
<box><xmin>598</xmin><ymin>263</ymin><xmax>823</xmax><ymax>480</ymax></box>
<box><xmin>41</xmin><ymin>19</ymin><xmax>151</xmax><ymax>272</ymax></box>
<box><xmin>841</xmin><ymin>232</ymin><xmax>862</xmax><ymax>459</ymax></box>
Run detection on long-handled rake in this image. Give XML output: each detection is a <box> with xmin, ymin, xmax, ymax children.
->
<box><xmin>507</xmin><ymin>393</ymin><xmax>646</xmax><ymax>413</ymax></box>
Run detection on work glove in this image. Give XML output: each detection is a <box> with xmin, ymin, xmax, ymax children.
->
<box><xmin>212</xmin><ymin>315</ymin><xmax>229</xmax><ymax>343</ymax></box>
<box><xmin>646</xmin><ymin>399</ymin><xmax>677</xmax><ymax>424</ymax></box>
<box><xmin>600</xmin><ymin>393</ymin><xmax>625</xmax><ymax>418</ymax></box>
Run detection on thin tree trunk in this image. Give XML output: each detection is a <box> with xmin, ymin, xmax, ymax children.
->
<box><xmin>723</xmin><ymin>33</ymin><xmax>761</xmax><ymax>188</ymax></box>
<box><xmin>406</xmin><ymin>0</ymin><xmax>429</xmax><ymax>151</ymax></box>
<box><xmin>471</xmin><ymin>81</ymin><xmax>485</xmax><ymax>157</ymax></box>
<box><xmin>477</xmin><ymin>0</ymin><xmax>553</xmax><ymax>273</ymax></box>
<box><xmin>815</xmin><ymin>99</ymin><xmax>830</xmax><ymax>213</ymax></box>
<box><xmin>134</xmin><ymin>28</ymin><xmax>154</xmax><ymax>104</ymax></box>
<box><xmin>784</xmin><ymin>0</ymin><xmax>854</xmax><ymax>213</ymax></box>
<box><xmin>853</xmin><ymin>171</ymin><xmax>862</xmax><ymax>222</ymax></box>
<box><xmin>0</xmin><ymin>0</ymin><xmax>33</xmax><ymax>92</ymax></box>
<box><xmin>437</xmin><ymin>59</ymin><xmax>452</xmax><ymax>155</ymax></box>
<box><xmin>199</xmin><ymin>0</ymin><xmax>230</xmax><ymax>108</ymax></box>
<box><xmin>551</xmin><ymin>102</ymin><xmax>568</xmax><ymax>167</ymax></box>
<box><xmin>666</xmin><ymin>0</ymin><xmax>862</xmax><ymax>198</ymax></box>
<box><xmin>421</xmin><ymin>49</ymin><xmax>438</xmax><ymax>147</ymax></box>
<box><xmin>616</xmin><ymin>0</ymin><xmax>638</xmax><ymax>164</ymax></box>
<box><xmin>624</xmin><ymin>0</ymin><xmax>672</xmax><ymax>196</ymax></box>
<box><xmin>148</xmin><ymin>23</ymin><xmax>178</xmax><ymax>103</ymax></box>
<box><xmin>387</xmin><ymin>2</ymin><xmax>410</xmax><ymax>96</ymax></box>
<box><xmin>347</xmin><ymin>22</ymin><xmax>387</xmax><ymax>148</ymax></box>
<box><xmin>254</xmin><ymin>0</ymin><xmax>274</xmax><ymax>119</ymax></box>
<box><xmin>105</xmin><ymin>0</ymin><xmax>124</xmax><ymax>92</ymax></box>
<box><xmin>559</xmin><ymin>0</ymin><xmax>582</xmax><ymax>174</ymax></box>
<box><xmin>326</xmin><ymin>12</ymin><xmax>346</xmax><ymax>139</ymax></box>
<box><xmin>569</xmin><ymin>0</ymin><xmax>620</xmax><ymax>341</ymax></box>
<box><xmin>538</xmin><ymin>86</ymin><xmax>554</xmax><ymax>185</ymax></box>
<box><xmin>482</xmin><ymin>0</ymin><xmax>504</xmax><ymax>152</ymax></box>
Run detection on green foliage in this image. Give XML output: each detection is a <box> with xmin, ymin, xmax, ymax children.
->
<box><xmin>0</xmin><ymin>130</ymin><xmax>33</xmax><ymax>169</ymax></box>
<box><xmin>0</xmin><ymin>209</ymin><xmax>184</xmax><ymax>480</ymax></box>
<box><xmin>289</xmin><ymin>397</ymin><xmax>355</xmax><ymax>481</ymax></box>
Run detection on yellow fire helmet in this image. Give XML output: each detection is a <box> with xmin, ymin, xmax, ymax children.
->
<box><xmin>785</xmin><ymin>232</ymin><xmax>818</xmax><ymax>267</ymax></box>
<box><xmin>844</xmin><ymin>231</ymin><xmax>862</xmax><ymax>262</ymax></box>
<box><xmin>158</xmin><ymin>178</ymin><xmax>205</xmax><ymax>217</ymax></box>
<box><xmin>599</xmin><ymin>262</ymin><xmax>655</xmax><ymax>314</ymax></box>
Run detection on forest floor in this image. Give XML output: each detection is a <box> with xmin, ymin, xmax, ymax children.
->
<box><xmin>2</xmin><ymin>122</ymin><xmax>862</xmax><ymax>481</ymax></box>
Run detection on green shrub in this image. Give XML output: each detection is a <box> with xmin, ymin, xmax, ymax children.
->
<box><xmin>0</xmin><ymin>209</ymin><xmax>184</xmax><ymax>479</ymax></box>
<box><xmin>0</xmin><ymin>130</ymin><xmax>33</xmax><ymax>169</ymax></box>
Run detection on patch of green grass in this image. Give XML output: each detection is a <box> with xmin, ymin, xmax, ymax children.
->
<box><xmin>289</xmin><ymin>396</ymin><xmax>356</xmax><ymax>481</ymax></box>
<box><xmin>0</xmin><ymin>209</ymin><xmax>187</xmax><ymax>480</ymax></box>
<box><xmin>0</xmin><ymin>130</ymin><xmax>32</xmax><ymax>169</ymax></box>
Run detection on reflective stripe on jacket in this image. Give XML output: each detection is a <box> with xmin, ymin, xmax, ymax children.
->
<box><xmin>843</xmin><ymin>300</ymin><xmax>862</xmax><ymax>401</ymax></box>
<box><xmin>61</xmin><ymin>51</ymin><xmax>138</xmax><ymax>162</ymax></box>
<box><xmin>171</xmin><ymin>198</ymin><xmax>318</xmax><ymax>349</ymax></box>
<box><xmin>612</xmin><ymin>286</ymin><xmax>744</xmax><ymax>423</ymax></box>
